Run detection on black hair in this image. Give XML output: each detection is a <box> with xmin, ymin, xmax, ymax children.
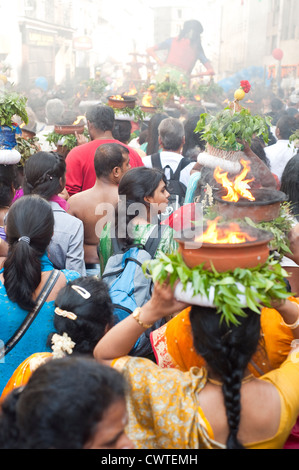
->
<box><xmin>0</xmin><ymin>356</ymin><xmax>126</xmax><ymax>449</ymax></box>
<box><xmin>276</xmin><ymin>115</ymin><xmax>298</xmax><ymax>140</ymax></box>
<box><xmin>179</xmin><ymin>20</ymin><xmax>204</xmax><ymax>41</ymax></box>
<box><xmin>86</xmin><ymin>105</ymin><xmax>115</xmax><ymax>132</ymax></box>
<box><xmin>183</xmin><ymin>114</ymin><xmax>206</xmax><ymax>155</ymax></box>
<box><xmin>179</xmin><ymin>20</ymin><xmax>204</xmax><ymax>56</ymax></box>
<box><xmin>280</xmin><ymin>152</ymin><xmax>299</xmax><ymax>220</ymax></box>
<box><xmin>94</xmin><ymin>143</ymin><xmax>129</xmax><ymax>179</ymax></box>
<box><xmin>270</xmin><ymin>98</ymin><xmax>284</xmax><ymax>113</ymax></box>
<box><xmin>250</xmin><ymin>137</ymin><xmax>271</xmax><ymax>168</ymax></box>
<box><xmin>3</xmin><ymin>195</ymin><xmax>54</xmax><ymax>311</ymax></box>
<box><xmin>139</xmin><ymin>129</ymin><xmax>148</xmax><ymax>146</ymax></box>
<box><xmin>189</xmin><ymin>306</ymin><xmax>261</xmax><ymax>449</ymax></box>
<box><xmin>0</xmin><ymin>164</ymin><xmax>17</xmax><ymax>207</ymax></box>
<box><xmin>47</xmin><ymin>277</ymin><xmax>114</xmax><ymax>355</ymax></box>
<box><xmin>112</xmin><ymin>120</ymin><xmax>132</xmax><ymax>143</ymax></box>
<box><xmin>114</xmin><ymin>167</ymin><xmax>167</xmax><ymax>248</ymax></box>
<box><xmin>146</xmin><ymin>113</ymin><xmax>168</xmax><ymax>155</ymax></box>
<box><xmin>23</xmin><ymin>151</ymin><xmax>66</xmax><ymax>199</ymax></box>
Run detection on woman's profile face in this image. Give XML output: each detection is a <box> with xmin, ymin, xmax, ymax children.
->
<box><xmin>145</xmin><ymin>179</ymin><xmax>170</xmax><ymax>215</ymax></box>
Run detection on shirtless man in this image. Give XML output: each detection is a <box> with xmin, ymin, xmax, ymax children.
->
<box><xmin>67</xmin><ymin>143</ymin><xmax>131</xmax><ymax>276</ymax></box>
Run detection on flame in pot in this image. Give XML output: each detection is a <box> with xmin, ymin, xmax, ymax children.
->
<box><xmin>110</xmin><ymin>95</ymin><xmax>124</xmax><ymax>101</ymax></box>
<box><xmin>123</xmin><ymin>84</ymin><xmax>138</xmax><ymax>96</ymax></box>
<box><xmin>195</xmin><ymin>217</ymin><xmax>257</xmax><ymax>244</ymax></box>
<box><xmin>73</xmin><ymin>116</ymin><xmax>85</xmax><ymax>125</ymax></box>
<box><xmin>142</xmin><ymin>92</ymin><xmax>154</xmax><ymax>107</ymax></box>
<box><xmin>214</xmin><ymin>159</ymin><xmax>255</xmax><ymax>202</ymax></box>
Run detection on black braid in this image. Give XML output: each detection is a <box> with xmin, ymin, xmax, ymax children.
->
<box><xmin>219</xmin><ymin>338</ymin><xmax>245</xmax><ymax>449</ymax></box>
<box><xmin>189</xmin><ymin>306</ymin><xmax>261</xmax><ymax>449</ymax></box>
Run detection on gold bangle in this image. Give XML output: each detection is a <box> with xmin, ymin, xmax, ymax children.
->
<box><xmin>281</xmin><ymin>302</ymin><xmax>299</xmax><ymax>330</ymax></box>
<box><xmin>132</xmin><ymin>307</ymin><xmax>154</xmax><ymax>330</ymax></box>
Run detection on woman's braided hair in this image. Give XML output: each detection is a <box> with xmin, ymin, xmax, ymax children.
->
<box><xmin>23</xmin><ymin>151</ymin><xmax>66</xmax><ymax>200</ymax></box>
<box><xmin>189</xmin><ymin>306</ymin><xmax>261</xmax><ymax>449</ymax></box>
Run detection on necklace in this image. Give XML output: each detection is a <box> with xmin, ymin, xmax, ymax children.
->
<box><xmin>207</xmin><ymin>374</ymin><xmax>255</xmax><ymax>386</ymax></box>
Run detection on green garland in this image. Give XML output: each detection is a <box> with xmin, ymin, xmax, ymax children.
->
<box><xmin>143</xmin><ymin>252</ymin><xmax>291</xmax><ymax>327</ymax></box>
<box><xmin>195</xmin><ymin>107</ymin><xmax>272</xmax><ymax>151</ymax></box>
<box><xmin>15</xmin><ymin>136</ymin><xmax>40</xmax><ymax>167</ymax></box>
<box><xmin>46</xmin><ymin>129</ymin><xmax>90</xmax><ymax>151</ymax></box>
<box><xmin>112</xmin><ymin>105</ymin><xmax>147</xmax><ymax>122</ymax></box>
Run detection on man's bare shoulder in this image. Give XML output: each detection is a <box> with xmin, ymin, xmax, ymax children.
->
<box><xmin>68</xmin><ymin>185</ymin><xmax>118</xmax><ymax>215</ymax></box>
<box><xmin>68</xmin><ymin>188</ymin><xmax>95</xmax><ymax>214</ymax></box>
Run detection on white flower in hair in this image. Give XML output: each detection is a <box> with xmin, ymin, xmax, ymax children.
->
<box><xmin>51</xmin><ymin>333</ymin><xmax>76</xmax><ymax>359</ymax></box>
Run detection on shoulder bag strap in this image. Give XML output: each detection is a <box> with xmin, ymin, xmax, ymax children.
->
<box><xmin>0</xmin><ymin>269</ymin><xmax>61</xmax><ymax>360</ymax></box>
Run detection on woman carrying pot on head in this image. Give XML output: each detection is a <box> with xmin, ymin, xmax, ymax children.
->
<box><xmin>23</xmin><ymin>151</ymin><xmax>86</xmax><ymax>275</ymax></box>
<box><xmin>94</xmin><ymin>280</ymin><xmax>299</xmax><ymax>449</ymax></box>
<box><xmin>0</xmin><ymin>195</ymin><xmax>80</xmax><ymax>395</ymax></box>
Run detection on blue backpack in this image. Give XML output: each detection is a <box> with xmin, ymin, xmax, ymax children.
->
<box><xmin>101</xmin><ymin>224</ymin><xmax>166</xmax><ymax>356</ymax></box>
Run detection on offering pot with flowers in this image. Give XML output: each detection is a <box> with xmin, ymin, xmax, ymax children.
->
<box><xmin>0</xmin><ymin>91</ymin><xmax>29</xmax><ymax>165</ymax></box>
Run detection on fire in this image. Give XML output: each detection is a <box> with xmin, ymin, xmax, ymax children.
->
<box><xmin>142</xmin><ymin>92</ymin><xmax>154</xmax><ymax>107</ymax></box>
<box><xmin>73</xmin><ymin>116</ymin><xmax>86</xmax><ymax>125</ymax></box>
<box><xmin>195</xmin><ymin>217</ymin><xmax>256</xmax><ymax>244</ymax></box>
<box><xmin>124</xmin><ymin>84</ymin><xmax>138</xmax><ymax>96</ymax></box>
<box><xmin>110</xmin><ymin>95</ymin><xmax>124</xmax><ymax>101</ymax></box>
<box><xmin>214</xmin><ymin>159</ymin><xmax>255</xmax><ymax>202</ymax></box>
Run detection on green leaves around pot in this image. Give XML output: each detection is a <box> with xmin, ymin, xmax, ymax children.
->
<box><xmin>143</xmin><ymin>252</ymin><xmax>291</xmax><ymax>327</ymax></box>
<box><xmin>195</xmin><ymin>108</ymin><xmax>272</xmax><ymax>152</ymax></box>
<box><xmin>46</xmin><ymin>129</ymin><xmax>90</xmax><ymax>151</ymax></box>
<box><xmin>0</xmin><ymin>91</ymin><xmax>28</xmax><ymax>128</ymax></box>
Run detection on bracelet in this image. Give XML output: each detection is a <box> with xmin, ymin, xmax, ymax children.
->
<box><xmin>132</xmin><ymin>307</ymin><xmax>154</xmax><ymax>330</ymax></box>
<box><xmin>281</xmin><ymin>302</ymin><xmax>299</xmax><ymax>330</ymax></box>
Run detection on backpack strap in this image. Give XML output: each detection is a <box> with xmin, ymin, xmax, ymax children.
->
<box><xmin>144</xmin><ymin>223</ymin><xmax>167</xmax><ymax>258</ymax></box>
<box><xmin>172</xmin><ymin>157</ymin><xmax>192</xmax><ymax>181</ymax></box>
<box><xmin>151</xmin><ymin>153</ymin><xmax>163</xmax><ymax>170</ymax></box>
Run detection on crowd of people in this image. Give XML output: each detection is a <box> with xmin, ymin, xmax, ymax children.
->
<box><xmin>0</xmin><ymin>63</ymin><xmax>299</xmax><ymax>450</ymax></box>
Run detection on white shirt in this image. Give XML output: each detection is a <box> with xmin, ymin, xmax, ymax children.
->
<box><xmin>142</xmin><ymin>151</ymin><xmax>195</xmax><ymax>188</ymax></box>
<box><xmin>265</xmin><ymin>140</ymin><xmax>297</xmax><ymax>181</ymax></box>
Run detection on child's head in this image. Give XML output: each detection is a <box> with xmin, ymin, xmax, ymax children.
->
<box><xmin>48</xmin><ymin>277</ymin><xmax>114</xmax><ymax>356</ymax></box>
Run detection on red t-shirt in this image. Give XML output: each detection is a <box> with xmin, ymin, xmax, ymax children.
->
<box><xmin>65</xmin><ymin>139</ymin><xmax>144</xmax><ymax>196</ymax></box>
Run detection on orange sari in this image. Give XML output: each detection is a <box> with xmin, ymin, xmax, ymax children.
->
<box><xmin>150</xmin><ymin>299</ymin><xmax>298</xmax><ymax>377</ymax></box>
<box><xmin>0</xmin><ymin>353</ymin><xmax>52</xmax><ymax>404</ymax></box>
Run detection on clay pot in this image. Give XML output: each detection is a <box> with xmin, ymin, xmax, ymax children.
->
<box><xmin>21</xmin><ymin>129</ymin><xmax>36</xmax><ymax>140</ymax></box>
<box><xmin>54</xmin><ymin>124</ymin><xmax>85</xmax><ymax>135</ymax></box>
<box><xmin>140</xmin><ymin>106</ymin><xmax>157</xmax><ymax>114</ymax></box>
<box><xmin>214</xmin><ymin>188</ymin><xmax>287</xmax><ymax>223</ymax></box>
<box><xmin>107</xmin><ymin>96</ymin><xmax>137</xmax><ymax>109</ymax></box>
<box><xmin>176</xmin><ymin>228</ymin><xmax>273</xmax><ymax>272</ymax></box>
